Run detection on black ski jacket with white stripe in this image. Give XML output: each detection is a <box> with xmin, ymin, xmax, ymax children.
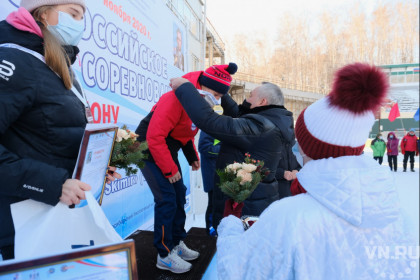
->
<box><xmin>0</xmin><ymin>21</ymin><xmax>86</xmax><ymax>248</ymax></box>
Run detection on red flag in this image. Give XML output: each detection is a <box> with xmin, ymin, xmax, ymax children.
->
<box><xmin>388</xmin><ymin>103</ymin><xmax>400</xmax><ymax>122</ymax></box>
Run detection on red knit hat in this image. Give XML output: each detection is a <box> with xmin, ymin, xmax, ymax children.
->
<box><xmin>295</xmin><ymin>63</ymin><xmax>389</xmax><ymax>160</ymax></box>
<box><xmin>198</xmin><ymin>63</ymin><xmax>238</xmax><ymax>94</ymax></box>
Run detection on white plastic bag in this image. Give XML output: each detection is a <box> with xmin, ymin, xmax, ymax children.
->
<box><xmin>11</xmin><ymin>191</ymin><xmax>122</xmax><ymax>259</ymax></box>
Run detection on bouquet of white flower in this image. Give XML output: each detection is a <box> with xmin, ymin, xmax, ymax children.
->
<box><xmin>217</xmin><ymin>153</ymin><xmax>269</xmax><ymax>217</ymax></box>
<box><xmin>110</xmin><ymin>125</ymin><xmax>148</xmax><ymax>176</ymax></box>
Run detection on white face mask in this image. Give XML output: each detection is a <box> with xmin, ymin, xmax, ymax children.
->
<box><xmin>197</xmin><ymin>89</ymin><xmax>222</xmax><ymax>107</ymax></box>
<box><xmin>47</xmin><ymin>11</ymin><xmax>84</xmax><ymax>46</ymax></box>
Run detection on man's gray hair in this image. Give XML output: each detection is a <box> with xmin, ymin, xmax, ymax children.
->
<box><xmin>257</xmin><ymin>82</ymin><xmax>284</xmax><ymax>106</ymax></box>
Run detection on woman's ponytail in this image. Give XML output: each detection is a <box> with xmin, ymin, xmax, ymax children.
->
<box><xmin>32</xmin><ymin>6</ymin><xmax>73</xmax><ymax>90</ymax></box>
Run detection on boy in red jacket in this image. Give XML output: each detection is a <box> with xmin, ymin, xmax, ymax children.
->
<box><xmin>136</xmin><ymin>63</ymin><xmax>237</xmax><ymax>273</ymax></box>
<box><xmin>401</xmin><ymin>128</ymin><xmax>419</xmax><ymax>172</ymax></box>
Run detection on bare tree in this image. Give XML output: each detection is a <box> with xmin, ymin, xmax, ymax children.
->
<box><xmin>223</xmin><ymin>0</ymin><xmax>419</xmax><ymax>94</ymax></box>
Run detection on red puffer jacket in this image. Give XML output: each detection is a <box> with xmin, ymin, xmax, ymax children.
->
<box><xmin>401</xmin><ymin>133</ymin><xmax>418</xmax><ymax>154</ymax></box>
<box><xmin>146</xmin><ymin>71</ymin><xmax>203</xmax><ymax>178</ymax></box>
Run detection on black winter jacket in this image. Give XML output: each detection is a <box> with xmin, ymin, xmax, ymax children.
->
<box><xmin>0</xmin><ymin>21</ymin><xmax>87</xmax><ymax>248</ymax></box>
<box><xmin>275</xmin><ymin>144</ymin><xmax>301</xmax><ymax>200</ymax></box>
<box><xmin>174</xmin><ymin>83</ymin><xmax>295</xmax><ymax>229</ymax></box>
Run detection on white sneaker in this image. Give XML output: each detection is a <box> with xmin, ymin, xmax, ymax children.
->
<box><xmin>156</xmin><ymin>249</ymin><xmax>192</xmax><ymax>274</ymax></box>
<box><xmin>174</xmin><ymin>241</ymin><xmax>200</xmax><ymax>261</ymax></box>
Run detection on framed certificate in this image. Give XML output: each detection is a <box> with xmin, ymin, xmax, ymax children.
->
<box><xmin>73</xmin><ymin>124</ymin><xmax>118</xmax><ymax>206</ymax></box>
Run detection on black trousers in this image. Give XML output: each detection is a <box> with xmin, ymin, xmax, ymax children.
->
<box><xmin>0</xmin><ymin>244</ymin><xmax>14</xmax><ymax>260</ymax></box>
<box><xmin>403</xmin><ymin>151</ymin><xmax>415</xmax><ymax>170</ymax></box>
<box><xmin>205</xmin><ymin>190</ymin><xmax>213</xmax><ymax>231</ymax></box>
<box><xmin>387</xmin><ymin>155</ymin><xmax>398</xmax><ymax>171</ymax></box>
<box><xmin>373</xmin><ymin>156</ymin><xmax>383</xmax><ymax>165</ymax></box>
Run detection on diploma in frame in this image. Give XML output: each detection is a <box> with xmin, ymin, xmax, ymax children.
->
<box><xmin>73</xmin><ymin>124</ymin><xmax>118</xmax><ymax>206</ymax></box>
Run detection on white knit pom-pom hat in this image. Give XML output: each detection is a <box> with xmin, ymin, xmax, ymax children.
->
<box><xmin>295</xmin><ymin>63</ymin><xmax>389</xmax><ymax>160</ymax></box>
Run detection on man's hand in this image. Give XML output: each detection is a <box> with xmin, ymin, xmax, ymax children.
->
<box><xmin>60</xmin><ymin>179</ymin><xmax>91</xmax><ymax>206</ymax></box>
<box><xmin>168</xmin><ymin>171</ymin><xmax>182</xmax><ymax>183</ymax></box>
<box><xmin>191</xmin><ymin>161</ymin><xmax>200</xmax><ymax>171</ymax></box>
<box><xmin>283</xmin><ymin>171</ymin><xmax>294</xmax><ymax>181</ymax></box>
<box><xmin>284</xmin><ymin>170</ymin><xmax>298</xmax><ymax>181</ymax></box>
<box><xmin>170</xmin><ymin>77</ymin><xmax>189</xmax><ymax>91</ymax></box>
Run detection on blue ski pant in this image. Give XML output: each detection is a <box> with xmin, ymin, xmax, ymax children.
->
<box><xmin>141</xmin><ymin>160</ymin><xmax>187</xmax><ymax>257</ymax></box>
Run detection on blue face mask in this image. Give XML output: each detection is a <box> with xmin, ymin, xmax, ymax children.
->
<box><xmin>292</xmin><ymin>142</ymin><xmax>304</xmax><ymax>167</ymax></box>
<box><xmin>47</xmin><ymin>11</ymin><xmax>84</xmax><ymax>46</ymax></box>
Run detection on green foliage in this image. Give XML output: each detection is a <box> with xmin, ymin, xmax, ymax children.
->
<box><xmin>110</xmin><ymin>125</ymin><xmax>148</xmax><ymax>176</ymax></box>
<box><xmin>217</xmin><ymin>153</ymin><xmax>269</xmax><ymax>204</ymax></box>
<box><xmin>217</xmin><ymin>170</ymin><xmax>262</xmax><ymax>203</ymax></box>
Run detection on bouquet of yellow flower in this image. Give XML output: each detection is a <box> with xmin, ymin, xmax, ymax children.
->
<box><xmin>110</xmin><ymin>125</ymin><xmax>148</xmax><ymax>176</ymax></box>
<box><xmin>217</xmin><ymin>153</ymin><xmax>269</xmax><ymax>218</ymax></box>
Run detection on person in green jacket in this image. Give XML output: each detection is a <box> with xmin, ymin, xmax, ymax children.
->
<box><xmin>371</xmin><ymin>133</ymin><xmax>386</xmax><ymax>164</ymax></box>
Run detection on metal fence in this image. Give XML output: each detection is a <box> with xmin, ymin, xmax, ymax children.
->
<box><xmin>206</xmin><ymin>18</ymin><xmax>225</xmax><ymax>51</ymax></box>
<box><xmin>233</xmin><ymin>72</ymin><xmax>328</xmax><ymax>94</ymax></box>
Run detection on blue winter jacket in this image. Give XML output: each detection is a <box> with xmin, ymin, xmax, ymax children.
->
<box><xmin>198</xmin><ymin>131</ymin><xmax>221</xmax><ymax>193</ymax></box>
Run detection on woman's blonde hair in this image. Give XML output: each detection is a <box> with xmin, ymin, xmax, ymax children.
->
<box><xmin>32</xmin><ymin>6</ymin><xmax>73</xmax><ymax>89</ymax></box>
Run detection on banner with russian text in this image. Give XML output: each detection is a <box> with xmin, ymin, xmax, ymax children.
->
<box><xmin>1</xmin><ymin>0</ymin><xmax>191</xmax><ymax>238</ymax></box>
